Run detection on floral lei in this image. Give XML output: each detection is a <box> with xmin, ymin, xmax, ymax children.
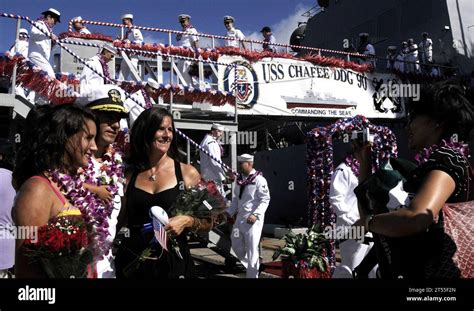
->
<box><xmin>47</xmin><ymin>169</ymin><xmax>108</xmax><ymax>260</ymax></box>
<box><xmin>306</xmin><ymin>115</ymin><xmax>398</xmax><ymax>269</ymax></box>
<box><xmin>97</xmin><ymin>54</ymin><xmax>110</xmax><ymax>83</ymax></box>
<box><xmin>344</xmin><ymin>154</ymin><xmax>360</xmax><ymax>177</ymax></box>
<box><xmin>80</xmin><ymin>144</ymin><xmax>123</xmax><ymax>255</ymax></box>
<box><xmin>141</xmin><ymin>89</ymin><xmax>153</xmax><ymax>109</ymax></box>
<box><xmin>415</xmin><ymin>138</ymin><xmax>470</xmax><ymax>165</ymax></box>
<box><xmin>237</xmin><ymin>170</ymin><xmax>262</xmax><ymax>186</ymax></box>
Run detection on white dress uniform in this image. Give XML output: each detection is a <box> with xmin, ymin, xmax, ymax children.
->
<box><xmin>10</xmin><ymin>39</ymin><xmax>33</xmax><ymax>100</ymax></box>
<box><xmin>329</xmin><ymin>162</ymin><xmax>374</xmax><ymax>278</ymax></box>
<box><xmin>227</xmin><ymin>168</ymin><xmax>270</xmax><ymax>278</ymax></box>
<box><xmin>419</xmin><ymin>38</ymin><xmax>433</xmax><ymax>63</ymax></box>
<box><xmin>123</xmin><ymin>89</ymin><xmax>155</xmax><ymax>128</ymax></box>
<box><xmin>119</xmin><ymin>28</ymin><xmax>143</xmax><ymax>80</ymax></box>
<box><xmin>199</xmin><ymin>133</ymin><xmax>226</xmax><ymax>194</ymax></box>
<box><xmin>89</xmin><ymin>154</ymin><xmax>124</xmax><ymax>278</ymax></box>
<box><xmin>79</xmin><ymin>27</ymin><xmax>91</xmax><ymax>35</ymax></box>
<box><xmin>10</xmin><ymin>40</ymin><xmax>29</xmax><ymax>58</ymax></box>
<box><xmin>362</xmin><ymin>43</ymin><xmax>376</xmax><ymax>67</ymax></box>
<box><xmin>225</xmin><ymin>27</ymin><xmax>245</xmax><ymax>48</ymax></box>
<box><xmin>406</xmin><ymin>43</ymin><xmax>420</xmax><ymax>73</ymax></box>
<box><xmin>80</xmin><ymin>55</ymin><xmax>106</xmax><ymax>87</ymax></box>
<box><xmin>28</xmin><ymin>20</ymin><xmax>55</xmax><ymax>78</ymax></box>
<box><xmin>177</xmin><ymin>26</ymin><xmax>199</xmax><ymax>86</ymax></box>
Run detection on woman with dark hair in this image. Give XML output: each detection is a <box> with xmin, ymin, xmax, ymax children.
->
<box><xmin>353</xmin><ymin>82</ymin><xmax>474</xmax><ymax>278</ymax></box>
<box><xmin>13</xmin><ymin>104</ymin><xmax>98</xmax><ymax>278</ymax></box>
<box><xmin>116</xmin><ymin>107</ymin><xmax>211</xmax><ymax>279</ymax></box>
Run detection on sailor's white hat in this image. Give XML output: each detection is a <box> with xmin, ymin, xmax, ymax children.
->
<box><xmin>238</xmin><ymin>153</ymin><xmax>254</xmax><ymax>162</ymax></box>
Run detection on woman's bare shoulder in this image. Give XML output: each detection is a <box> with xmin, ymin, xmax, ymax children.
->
<box><xmin>180</xmin><ymin>163</ymin><xmax>201</xmax><ymax>188</ymax></box>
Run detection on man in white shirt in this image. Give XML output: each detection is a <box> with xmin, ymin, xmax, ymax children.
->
<box><xmin>10</xmin><ymin>28</ymin><xmax>29</xmax><ymax>57</ymax></box>
<box><xmin>79</xmin><ymin>44</ymin><xmax>116</xmax><ymax>101</ymax></box>
<box><xmin>83</xmin><ymin>85</ymin><xmax>128</xmax><ymax>278</ymax></box>
<box><xmin>10</xmin><ymin>28</ymin><xmax>33</xmax><ymax>100</ymax></box>
<box><xmin>123</xmin><ymin>77</ymin><xmax>159</xmax><ymax>129</ymax></box>
<box><xmin>419</xmin><ymin>32</ymin><xmax>433</xmax><ymax>64</ymax></box>
<box><xmin>227</xmin><ymin>154</ymin><xmax>270</xmax><ymax>278</ymax></box>
<box><xmin>357</xmin><ymin>33</ymin><xmax>376</xmax><ymax>67</ymax></box>
<box><xmin>223</xmin><ymin>16</ymin><xmax>247</xmax><ymax>49</ymax></box>
<box><xmin>329</xmin><ymin>158</ymin><xmax>373</xmax><ymax>278</ymax></box>
<box><xmin>176</xmin><ymin>14</ymin><xmax>199</xmax><ymax>87</ymax></box>
<box><xmin>199</xmin><ymin>123</ymin><xmax>227</xmax><ymax>196</ymax></box>
<box><xmin>260</xmin><ymin>26</ymin><xmax>276</xmax><ymax>52</ymax></box>
<box><xmin>28</xmin><ymin>8</ymin><xmax>60</xmax><ymax>78</ymax></box>
<box><xmin>118</xmin><ymin>13</ymin><xmax>143</xmax><ymax>81</ymax></box>
<box><xmin>406</xmin><ymin>38</ymin><xmax>420</xmax><ymax>73</ymax></box>
<box><xmin>72</xmin><ymin>16</ymin><xmax>91</xmax><ymax>34</ymax></box>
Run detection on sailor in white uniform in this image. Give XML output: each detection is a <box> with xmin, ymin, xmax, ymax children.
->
<box><xmin>10</xmin><ymin>28</ymin><xmax>29</xmax><ymax>57</ymax></box>
<box><xmin>83</xmin><ymin>85</ymin><xmax>128</xmax><ymax>278</ymax></box>
<box><xmin>28</xmin><ymin>8</ymin><xmax>60</xmax><ymax>78</ymax></box>
<box><xmin>223</xmin><ymin>16</ymin><xmax>246</xmax><ymax>49</ymax></box>
<box><xmin>72</xmin><ymin>16</ymin><xmax>91</xmax><ymax>34</ymax></box>
<box><xmin>118</xmin><ymin>13</ymin><xmax>143</xmax><ymax>81</ymax></box>
<box><xmin>176</xmin><ymin>14</ymin><xmax>199</xmax><ymax>87</ymax></box>
<box><xmin>406</xmin><ymin>38</ymin><xmax>420</xmax><ymax>73</ymax></box>
<box><xmin>10</xmin><ymin>28</ymin><xmax>34</xmax><ymax>100</ymax></box>
<box><xmin>329</xmin><ymin>160</ymin><xmax>374</xmax><ymax>278</ymax></box>
<box><xmin>199</xmin><ymin>123</ymin><xmax>227</xmax><ymax>196</ymax></box>
<box><xmin>79</xmin><ymin>44</ymin><xmax>116</xmax><ymax>102</ymax></box>
<box><xmin>357</xmin><ymin>33</ymin><xmax>376</xmax><ymax>67</ymax></box>
<box><xmin>122</xmin><ymin>77</ymin><xmax>159</xmax><ymax>129</ymax></box>
<box><xmin>227</xmin><ymin>154</ymin><xmax>270</xmax><ymax>278</ymax></box>
<box><xmin>419</xmin><ymin>32</ymin><xmax>433</xmax><ymax>64</ymax></box>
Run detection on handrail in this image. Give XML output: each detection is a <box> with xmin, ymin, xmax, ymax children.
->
<box><xmin>67</xmin><ymin>17</ymin><xmax>458</xmax><ymax>72</ymax></box>
<box><xmin>1</xmin><ymin>12</ymin><xmax>240</xmax><ymax>176</ymax></box>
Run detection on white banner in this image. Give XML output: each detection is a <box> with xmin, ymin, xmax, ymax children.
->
<box><xmin>216</xmin><ymin>56</ymin><xmax>408</xmax><ymax>119</ymax></box>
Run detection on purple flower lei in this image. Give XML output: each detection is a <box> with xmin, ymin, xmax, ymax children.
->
<box><xmin>415</xmin><ymin>138</ymin><xmax>470</xmax><ymax>165</ymax></box>
<box><xmin>344</xmin><ymin>154</ymin><xmax>360</xmax><ymax>177</ymax></box>
<box><xmin>81</xmin><ymin>144</ymin><xmax>124</xmax><ymax>255</ymax></box>
<box><xmin>46</xmin><ymin>169</ymin><xmax>109</xmax><ymax>260</ymax></box>
<box><xmin>306</xmin><ymin>115</ymin><xmax>398</xmax><ymax>269</ymax></box>
<box><xmin>237</xmin><ymin>170</ymin><xmax>262</xmax><ymax>186</ymax></box>
<box><xmin>97</xmin><ymin>54</ymin><xmax>110</xmax><ymax>83</ymax></box>
<box><xmin>141</xmin><ymin>89</ymin><xmax>153</xmax><ymax>109</ymax></box>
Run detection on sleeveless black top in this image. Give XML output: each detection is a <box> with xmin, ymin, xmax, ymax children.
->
<box><xmin>115</xmin><ymin>161</ymin><xmax>196</xmax><ymax>279</ymax></box>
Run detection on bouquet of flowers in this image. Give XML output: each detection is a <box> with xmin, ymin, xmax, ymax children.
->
<box><xmin>168</xmin><ymin>179</ymin><xmax>227</xmax><ymax>220</ymax></box>
<box><xmin>22</xmin><ymin>217</ymin><xmax>93</xmax><ymax>278</ymax></box>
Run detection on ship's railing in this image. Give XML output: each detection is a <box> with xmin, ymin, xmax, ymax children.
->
<box><xmin>1</xmin><ymin>12</ymin><xmax>240</xmax><ymax>176</ymax></box>
<box><xmin>68</xmin><ymin>17</ymin><xmax>458</xmax><ymax>76</ymax></box>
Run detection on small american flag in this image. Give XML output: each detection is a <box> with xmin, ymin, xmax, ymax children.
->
<box><xmin>152</xmin><ymin>217</ymin><xmax>168</xmax><ymax>251</ymax></box>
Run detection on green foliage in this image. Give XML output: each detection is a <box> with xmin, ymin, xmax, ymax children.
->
<box><xmin>272</xmin><ymin>224</ymin><xmax>329</xmax><ymax>272</ymax></box>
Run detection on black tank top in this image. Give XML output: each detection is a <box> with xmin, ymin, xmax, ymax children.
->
<box><xmin>126</xmin><ymin>160</ymin><xmax>184</xmax><ymax>229</ymax></box>
<box><xmin>116</xmin><ymin>160</ymin><xmax>197</xmax><ymax>279</ymax></box>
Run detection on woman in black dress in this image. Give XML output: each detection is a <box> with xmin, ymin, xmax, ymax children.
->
<box><xmin>116</xmin><ymin>108</ymin><xmax>212</xmax><ymax>279</ymax></box>
<box><xmin>353</xmin><ymin>82</ymin><xmax>473</xmax><ymax>278</ymax></box>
